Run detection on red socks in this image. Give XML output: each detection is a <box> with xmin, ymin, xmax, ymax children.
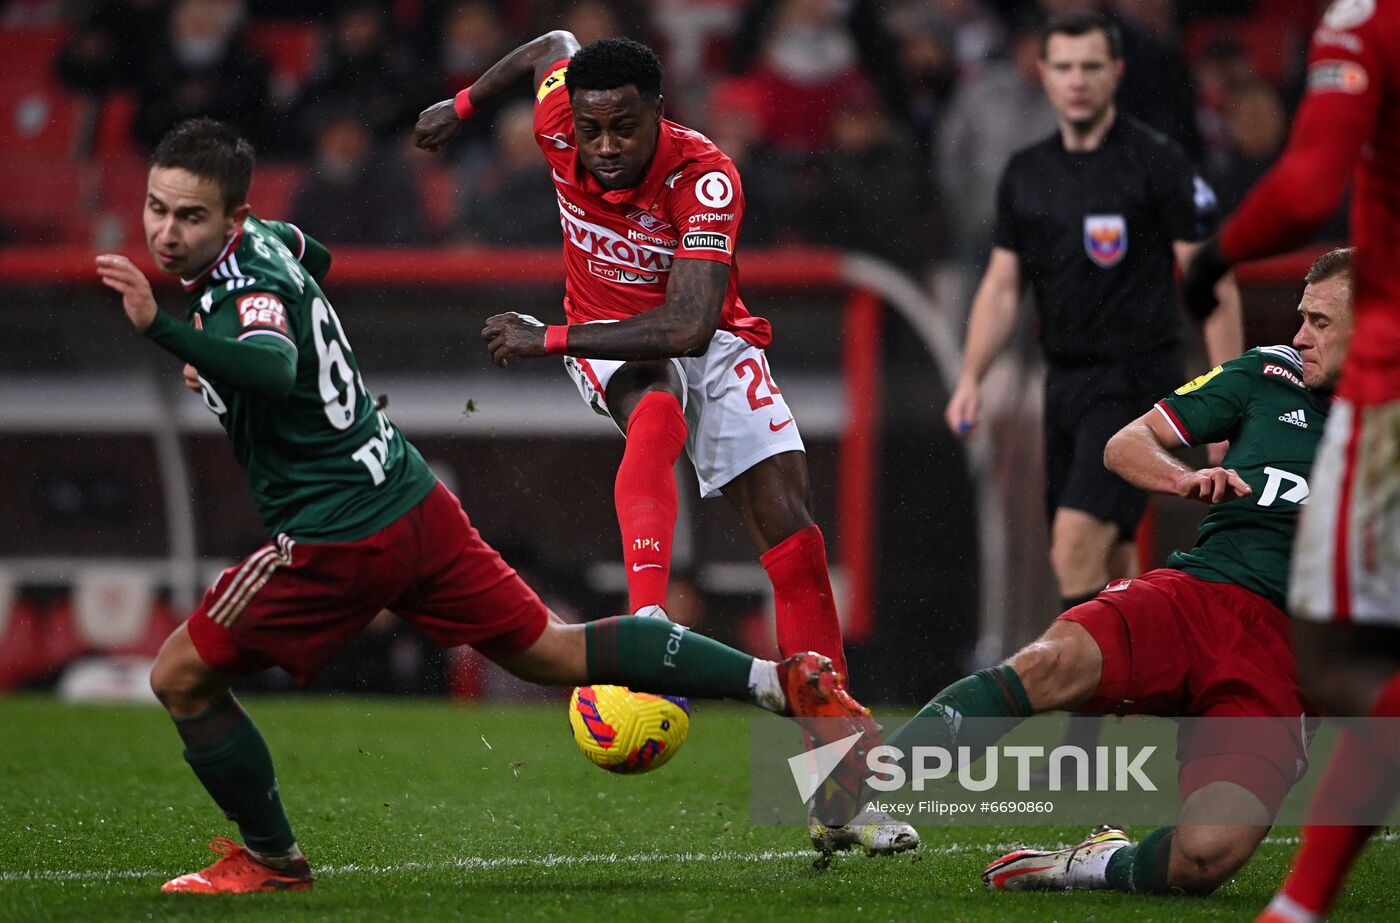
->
<box><xmin>761</xmin><ymin>524</ymin><xmax>848</xmax><ymax>677</ymax></box>
<box><xmin>615</xmin><ymin>393</ymin><xmax>847</xmax><ymax>682</ymax></box>
<box><xmin>616</xmin><ymin>391</ymin><xmax>687</xmax><ymax>612</ymax></box>
<box><xmin>1273</xmin><ymin>671</ymin><xmax>1400</xmax><ymax>917</ymax></box>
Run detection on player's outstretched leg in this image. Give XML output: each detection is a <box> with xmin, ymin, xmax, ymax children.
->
<box><xmin>598</xmin><ymin>619</ymin><xmax>921</xmax><ymax>856</ymax></box>
<box><xmin>496</xmin><ymin>614</ymin><xmax>918</xmax><ymax>855</ymax></box>
<box><xmin>884</xmin><ymin>618</ymin><xmax>1102</xmax><ymax>764</ymax></box>
<box><xmin>150</xmin><ymin>624</ymin><xmax>312</xmax><ymax>894</ymax></box>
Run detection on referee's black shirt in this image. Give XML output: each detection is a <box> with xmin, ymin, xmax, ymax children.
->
<box><xmin>993</xmin><ymin>114</ymin><xmax>1217</xmax><ymax>371</ymax></box>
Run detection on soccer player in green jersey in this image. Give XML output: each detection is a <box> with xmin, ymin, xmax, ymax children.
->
<box><xmin>94</xmin><ymin>118</ymin><xmax>881</xmax><ymax>895</ymax></box>
<box><xmin>882</xmin><ymin>248</ymin><xmax>1354</xmax><ymax>898</ymax></box>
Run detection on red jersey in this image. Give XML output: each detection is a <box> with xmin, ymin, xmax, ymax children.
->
<box><xmin>531</xmin><ymin>59</ymin><xmax>771</xmax><ymax>348</ymax></box>
<box><xmin>1219</xmin><ymin>0</ymin><xmax>1400</xmax><ymax>404</ymax></box>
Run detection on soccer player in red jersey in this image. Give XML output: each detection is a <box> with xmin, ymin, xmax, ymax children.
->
<box><xmin>1181</xmin><ymin>2</ymin><xmax>1400</xmax><ymax>919</ymax></box>
<box><xmin>416</xmin><ymin>34</ymin><xmax>920</xmax><ymax>856</ymax></box>
<box><xmin>415</xmin><ymin>33</ymin><xmax>849</xmax><ymax>684</ymax></box>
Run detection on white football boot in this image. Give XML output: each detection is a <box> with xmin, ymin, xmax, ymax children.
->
<box><xmin>982</xmin><ymin>826</ymin><xmax>1129</xmax><ymax>891</ymax></box>
<box><xmin>807</xmin><ymin>794</ymin><xmax>921</xmax><ymax>857</ymax></box>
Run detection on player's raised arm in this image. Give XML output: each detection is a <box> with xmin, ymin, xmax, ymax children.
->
<box><xmin>482</xmin><ymin>258</ymin><xmax>727</xmax><ymax>366</ymax></box>
<box><xmin>415</xmin><ymin>30</ymin><xmax>581</xmax><ymax>152</ymax></box>
<box><xmin>1104</xmin><ymin>410</ymin><xmax>1250</xmax><ymax>504</ymax></box>
<box><xmin>944</xmin><ymin>247</ymin><xmax>1021</xmax><ymax>436</ymax></box>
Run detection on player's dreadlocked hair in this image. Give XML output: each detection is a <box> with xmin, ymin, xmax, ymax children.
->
<box><xmin>151</xmin><ymin>118</ymin><xmax>255</xmax><ymax>213</ymax></box>
<box><xmin>566</xmin><ymin>37</ymin><xmax>663</xmax><ymax>101</ymax></box>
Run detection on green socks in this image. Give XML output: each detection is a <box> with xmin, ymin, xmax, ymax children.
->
<box><xmin>174</xmin><ymin>694</ymin><xmax>296</xmax><ymax>855</ymax></box>
<box><xmin>1105</xmin><ymin>826</ymin><xmax>1176</xmax><ymax>894</ymax></box>
<box><xmin>584</xmin><ymin>615</ymin><xmax>758</xmax><ymax>703</ymax></box>
<box><xmin>886</xmin><ymin>664</ymin><xmax>1034</xmax><ymax>756</ymax></box>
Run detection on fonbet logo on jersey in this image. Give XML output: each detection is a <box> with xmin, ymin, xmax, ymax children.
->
<box><xmin>237</xmin><ymin>293</ymin><xmax>288</xmax><ymax>332</ymax></box>
<box><xmin>1264</xmin><ymin>363</ymin><xmax>1306</xmax><ymax>388</ymax></box>
<box><xmin>682</xmin><ymin>231</ymin><xmax>731</xmax><ymax>254</ymax></box>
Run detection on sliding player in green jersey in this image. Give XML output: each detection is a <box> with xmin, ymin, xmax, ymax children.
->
<box><xmin>882</xmin><ymin>248</ymin><xmax>1354</xmax><ymax>898</ymax></box>
<box><xmin>95</xmin><ymin>118</ymin><xmax>882</xmax><ymax>895</ymax></box>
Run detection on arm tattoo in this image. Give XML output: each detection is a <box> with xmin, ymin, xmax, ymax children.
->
<box><xmin>563</xmin><ymin>259</ymin><xmax>729</xmax><ymax>360</ymax></box>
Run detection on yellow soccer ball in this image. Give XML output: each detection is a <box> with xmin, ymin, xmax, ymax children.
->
<box><xmin>568</xmin><ymin>685</ymin><xmax>690</xmax><ymax>774</ymax></box>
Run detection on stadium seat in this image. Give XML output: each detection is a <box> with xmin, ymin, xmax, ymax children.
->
<box><xmin>91</xmin><ymin>90</ymin><xmax>141</xmax><ymax>162</ymax></box>
<box><xmin>0</xmin><ymin>153</ymin><xmax>92</xmax><ymax>244</ymax></box>
<box><xmin>0</xmin><ymin>595</ymin><xmax>88</xmax><ymax>688</ymax></box>
<box><xmin>0</xmin><ymin>597</ymin><xmax>47</xmax><ymax>689</ymax></box>
<box><xmin>418</xmin><ymin>164</ymin><xmax>457</xmax><ymax>239</ymax></box>
<box><xmin>0</xmin><ymin>26</ymin><xmax>85</xmax><ymax>158</ymax></box>
<box><xmin>93</xmin><ymin>153</ymin><xmax>152</xmax><ymax>248</ymax></box>
<box><xmin>247</xmin><ymin>22</ymin><xmax>320</xmax><ymax>105</ymax></box>
<box><xmin>247</xmin><ymin>163</ymin><xmax>305</xmax><ymax>221</ymax></box>
<box><xmin>38</xmin><ymin>601</ymin><xmax>87</xmax><ymax>674</ymax></box>
<box><xmin>1185</xmin><ymin>18</ymin><xmax>1294</xmax><ymax>86</ymax></box>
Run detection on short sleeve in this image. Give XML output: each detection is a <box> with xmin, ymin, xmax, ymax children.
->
<box><xmin>1154</xmin><ymin>355</ymin><xmax>1256</xmax><ymax>446</ymax></box>
<box><xmin>991</xmin><ymin>160</ymin><xmax>1020</xmax><ymax>252</ymax></box>
<box><xmin>666</xmin><ymin>161</ymin><xmax>744</xmax><ymax>265</ymax></box>
<box><xmin>533</xmin><ymin>58</ymin><xmax>574</xmax><ymax>154</ymax></box>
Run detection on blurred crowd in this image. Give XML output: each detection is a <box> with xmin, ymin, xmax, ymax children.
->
<box><xmin>4</xmin><ymin>0</ymin><xmax>1334</xmax><ymax>273</ymax></box>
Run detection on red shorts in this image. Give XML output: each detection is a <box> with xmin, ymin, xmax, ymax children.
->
<box><xmin>187</xmin><ymin>482</ymin><xmax>549</xmax><ymax>685</ymax></box>
<box><xmin>1058</xmin><ymin>568</ymin><xmax>1311</xmax><ymax>816</ymax></box>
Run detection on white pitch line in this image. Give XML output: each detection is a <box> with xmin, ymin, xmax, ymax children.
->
<box><xmin>4</xmin><ymin>834</ymin><xmax>1396</xmax><ymax>884</ymax></box>
<box><xmin>0</xmin><ymin>849</ymin><xmax>813</xmax><ymax>883</ymax></box>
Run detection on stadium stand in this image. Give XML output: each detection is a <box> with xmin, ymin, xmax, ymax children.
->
<box><xmin>0</xmin><ymin>1</ymin><xmax>1347</xmax><ymax>699</ymax></box>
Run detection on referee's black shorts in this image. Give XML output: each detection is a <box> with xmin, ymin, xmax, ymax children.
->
<box><xmin>1043</xmin><ymin>357</ymin><xmax>1184</xmax><ymax>540</ymax></box>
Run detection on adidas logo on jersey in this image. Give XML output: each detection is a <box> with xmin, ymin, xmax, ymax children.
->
<box><xmin>1278</xmin><ymin>409</ymin><xmax>1309</xmax><ymax>428</ymax></box>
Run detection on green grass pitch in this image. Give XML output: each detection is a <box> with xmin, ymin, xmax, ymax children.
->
<box><xmin>2</xmin><ymin>695</ymin><xmax>1398</xmax><ymax>922</ymax></box>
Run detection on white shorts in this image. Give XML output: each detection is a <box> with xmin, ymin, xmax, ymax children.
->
<box><xmin>563</xmin><ymin>329</ymin><xmax>805</xmax><ymax>498</ymax></box>
<box><xmin>1290</xmin><ymin>397</ymin><xmax>1400</xmax><ymax>625</ymax></box>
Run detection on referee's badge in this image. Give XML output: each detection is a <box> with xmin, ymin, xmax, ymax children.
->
<box><xmin>1084</xmin><ymin>214</ymin><xmax>1127</xmax><ymax>268</ymax></box>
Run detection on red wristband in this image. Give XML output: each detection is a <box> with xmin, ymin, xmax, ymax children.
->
<box><xmin>544</xmin><ymin>325</ymin><xmax>570</xmax><ymax>355</ymax></box>
<box><xmin>453</xmin><ymin>86</ymin><xmax>477</xmax><ymax>121</ymax></box>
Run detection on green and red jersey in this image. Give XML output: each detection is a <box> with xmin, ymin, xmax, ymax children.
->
<box><xmin>1154</xmin><ymin>345</ymin><xmax>1331</xmax><ymax>607</ymax></box>
<box><xmin>148</xmin><ymin>215</ymin><xmax>435</xmax><ymax>542</ymax></box>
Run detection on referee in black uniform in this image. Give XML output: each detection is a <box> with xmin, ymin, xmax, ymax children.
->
<box><xmin>946</xmin><ymin>10</ymin><xmax>1243</xmax><ymax>619</ymax></box>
